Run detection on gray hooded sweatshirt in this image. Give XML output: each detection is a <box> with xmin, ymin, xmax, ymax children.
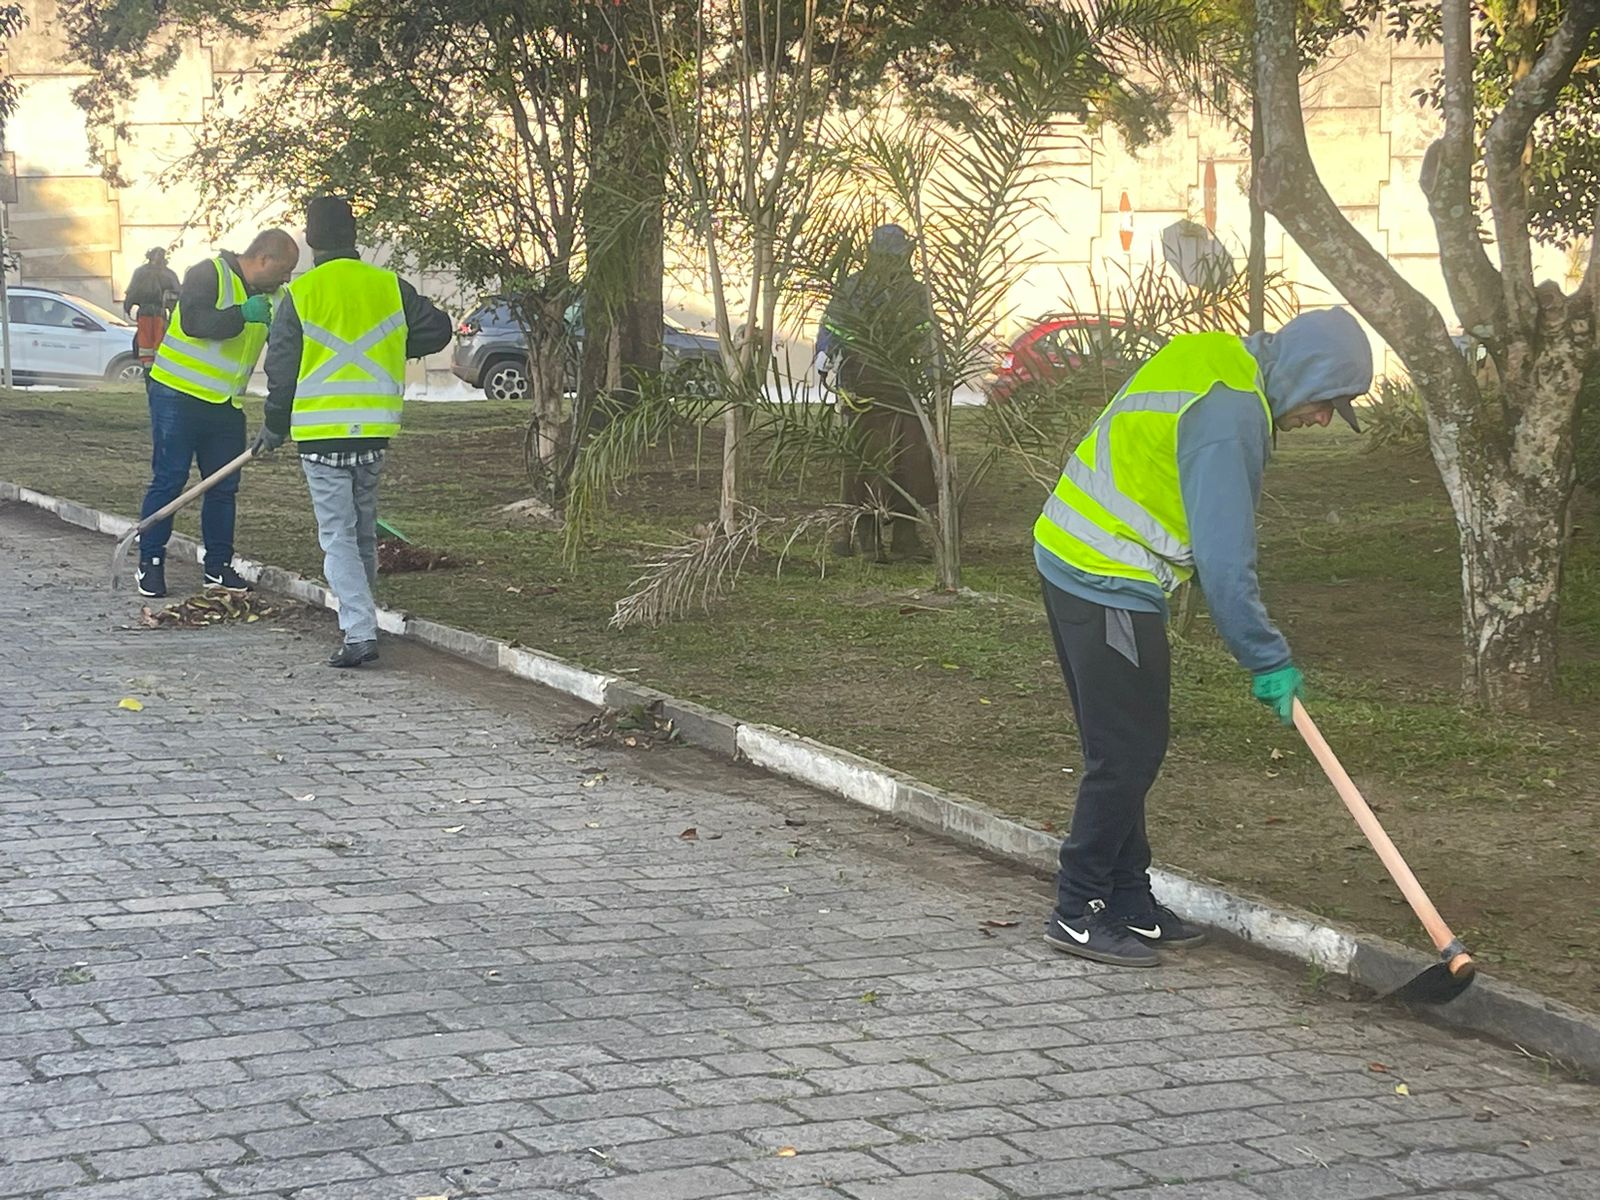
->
<box><xmin>1035</xmin><ymin>307</ymin><xmax>1374</xmax><ymax>673</ymax></box>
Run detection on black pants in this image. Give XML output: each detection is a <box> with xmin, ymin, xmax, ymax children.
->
<box><xmin>1042</xmin><ymin>578</ymin><xmax>1171</xmax><ymax>917</ymax></box>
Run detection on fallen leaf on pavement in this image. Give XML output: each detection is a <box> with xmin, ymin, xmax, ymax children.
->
<box><xmin>1270</xmin><ymin>748</ymin><xmax>1286</xmax><ymax>762</ymax></box>
<box><xmin>442</xmin><ymin>825</ymin><xmax>465</xmax><ymax>834</ymax></box>
<box><xmin>859</xmin><ymin>990</ymin><xmax>880</xmax><ymax>1004</ymax></box>
<box><xmin>981</xmin><ymin>919</ymin><xmax>1018</xmax><ymax>928</ymax></box>
<box><xmin>581</xmin><ymin>773</ymin><xmax>607</xmax><ymax>788</ymax></box>
<box><xmin>1395</xmin><ymin>1083</ymin><xmax>1411</xmax><ymax>1096</ymax></box>
<box><xmin>295</xmin><ymin>793</ymin><xmax>315</xmax><ymax>803</ymax></box>
<box><xmin>680</xmin><ymin>827</ymin><xmax>699</xmax><ymax>840</ymax></box>
<box><xmin>1367</xmin><ymin>1062</ymin><xmax>1390</xmax><ymax>1073</ymax></box>
<box><xmin>117</xmin><ymin>697</ymin><xmax>144</xmax><ymax>711</ymax></box>
<box><xmin>775</xmin><ymin>1147</ymin><xmax>798</xmax><ymax>1158</ymax></box>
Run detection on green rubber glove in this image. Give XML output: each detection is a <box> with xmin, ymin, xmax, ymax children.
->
<box><xmin>1252</xmin><ymin>664</ymin><xmax>1305</xmax><ymax>726</ymax></box>
<box><xmin>241</xmin><ymin>294</ymin><xmax>273</xmax><ymax>325</ymax></box>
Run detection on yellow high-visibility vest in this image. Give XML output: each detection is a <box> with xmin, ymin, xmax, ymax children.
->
<box><xmin>149</xmin><ymin>257</ymin><xmax>273</xmax><ymax>406</ymax></box>
<box><xmin>1034</xmin><ymin>332</ymin><xmax>1271</xmax><ymax>592</ymax></box>
<box><xmin>289</xmin><ymin>258</ymin><xmax>407</xmax><ymax>442</ymax></box>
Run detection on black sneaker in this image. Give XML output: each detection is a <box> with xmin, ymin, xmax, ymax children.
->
<box><xmin>327</xmin><ymin>640</ymin><xmax>379</xmax><ymax>669</ymax></box>
<box><xmin>1044</xmin><ymin>899</ymin><xmax>1160</xmax><ymax>968</ymax></box>
<box><xmin>1122</xmin><ymin>902</ymin><xmax>1208</xmax><ymax>949</ymax></box>
<box><xmin>204</xmin><ymin>564</ymin><xmax>252</xmax><ymax>592</ymax></box>
<box><xmin>136</xmin><ymin>556</ymin><xmax>166</xmax><ymax>598</ymax></box>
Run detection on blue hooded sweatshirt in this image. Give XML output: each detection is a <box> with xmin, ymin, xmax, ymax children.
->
<box><xmin>1036</xmin><ymin>307</ymin><xmax>1374</xmax><ymax>672</ymax></box>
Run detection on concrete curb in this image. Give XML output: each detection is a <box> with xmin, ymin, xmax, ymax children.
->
<box><xmin>7</xmin><ymin>478</ymin><xmax>1598</xmax><ymax>1076</ymax></box>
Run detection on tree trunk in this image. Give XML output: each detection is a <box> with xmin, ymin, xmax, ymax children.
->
<box><xmin>1247</xmin><ymin>88</ymin><xmax>1265</xmax><ymax>332</ymax></box>
<box><xmin>1251</xmin><ymin>0</ymin><xmax>1596</xmax><ymax>711</ymax></box>
<box><xmin>1448</xmin><ymin>462</ymin><xmax>1566</xmax><ymax>708</ymax></box>
<box><xmin>932</xmin><ymin>440</ymin><xmax>960</xmax><ymax>591</ymax></box>
<box><xmin>618</xmin><ymin>186</ymin><xmax>665</xmax><ymax>378</ymax></box>
<box><xmin>1426</xmin><ymin>331</ymin><xmax>1583</xmax><ymax>709</ymax></box>
<box><xmin>719</xmin><ymin>406</ymin><xmax>742</xmax><ymax>535</ymax></box>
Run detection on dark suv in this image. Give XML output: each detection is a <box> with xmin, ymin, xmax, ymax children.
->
<box><xmin>450</xmin><ymin>298</ymin><xmax>723</xmax><ymax>400</ymax></box>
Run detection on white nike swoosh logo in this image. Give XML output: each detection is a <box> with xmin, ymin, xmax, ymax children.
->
<box><xmin>1054</xmin><ymin>919</ymin><xmax>1090</xmax><ymax>944</ymax></box>
<box><xmin>1128</xmin><ymin>924</ymin><xmax>1162</xmax><ymax>939</ymax></box>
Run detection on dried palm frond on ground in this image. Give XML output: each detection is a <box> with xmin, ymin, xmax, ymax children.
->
<box><xmin>572</xmin><ymin>704</ymin><xmax>683</xmax><ymax>750</ymax></box>
<box><xmin>378</xmin><ymin>539</ymin><xmax>459</xmax><ymax>573</ymax></box>
<box><xmin>140</xmin><ymin>591</ymin><xmax>286</xmax><ymax>629</ymax></box>
<box><xmin>610</xmin><ymin>504</ymin><xmax>875</xmax><ymax>630</ymax></box>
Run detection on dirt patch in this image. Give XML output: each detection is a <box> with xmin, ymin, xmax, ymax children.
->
<box><xmin>378</xmin><ymin>538</ymin><xmax>460</xmax><ymax>573</ymax></box>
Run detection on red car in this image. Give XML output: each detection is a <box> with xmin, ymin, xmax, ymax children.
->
<box><xmin>985</xmin><ymin>313</ymin><xmax>1165</xmax><ymax>403</ymax></box>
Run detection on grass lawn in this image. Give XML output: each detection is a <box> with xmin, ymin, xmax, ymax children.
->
<box><xmin>5</xmin><ymin>384</ymin><xmax>1597</xmax><ymax>1011</ymax></box>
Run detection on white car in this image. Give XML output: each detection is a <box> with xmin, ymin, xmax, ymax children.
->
<box><xmin>3</xmin><ymin>286</ymin><xmax>146</xmax><ymax>386</ymax></box>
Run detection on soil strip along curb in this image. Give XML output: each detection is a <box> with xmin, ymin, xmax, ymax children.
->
<box><xmin>8</xmin><ymin>477</ymin><xmax>1598</xmax><ymax>1076</ymax></box>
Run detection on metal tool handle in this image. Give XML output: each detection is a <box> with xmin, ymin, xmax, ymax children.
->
<box><xmin>1293</xmin><ymin>698</ymin><xmax>1474</xmax><ymax>978</ymax></box>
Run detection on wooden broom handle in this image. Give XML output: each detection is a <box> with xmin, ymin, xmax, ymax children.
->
<box><xmin>136</xmin><ymin>447</ymin><xmax>256</xmax><ymax>532</ymax></box>
<box><xmin>1292</xmin><ymin>699</ymin><xmax>1473</xmax><ymax>977</ymax></box>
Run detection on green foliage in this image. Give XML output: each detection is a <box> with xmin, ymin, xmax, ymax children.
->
<box><xmin>1362</xmin><ymin>378</ymin><xmax>1432</xmax><ymax>455</ymax></box>
<box><xmin>0</xmin><ymin>3</ymin><xmax>23</xmax><ymax>119</ymax></box>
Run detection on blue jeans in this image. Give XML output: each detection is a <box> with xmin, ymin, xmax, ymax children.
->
<box><xmin>138</xmin><ymin>378</ymin><xmax>246</xmax><ymax>571</ymax></box>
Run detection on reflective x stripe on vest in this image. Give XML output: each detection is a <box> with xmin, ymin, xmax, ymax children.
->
<box><xmin>1033</xmin><ymin>333</ymin><xmax>1271</xmax><ymax>593</ymax></box>
<box><xmin>288</xmin><ymin>259</ymin><xmax>407</xmax><ymax>441</ymax></box>
<box><xmin>149</xmin><ymin>257</ymin><xmax>272</xmax><ymax>406</ymax></box>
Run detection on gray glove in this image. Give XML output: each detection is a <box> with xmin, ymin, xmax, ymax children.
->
<box><xmin>251</xmin><ymin>427</ymin><xmax>286</xmax><ymax>455</ymax></box>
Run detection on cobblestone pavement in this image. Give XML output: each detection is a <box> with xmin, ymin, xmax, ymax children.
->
<box><xmin>2</xmin><ymin>502</ymin><xmax>1597</xmax><ymax>1200</ymax></box>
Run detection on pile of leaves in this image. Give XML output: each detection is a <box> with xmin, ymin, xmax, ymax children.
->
<box><xmin>378</xmin><ymin>538</ymin><xmax>459</xmax><ymax>573</ymax></box>
<box><xmin>572</xmin><ymin>704</ymin><xmax>683</xmax><ymax>751</ymax></box>
<box><xmin>140</xmin><ymin>591</ymin><xmax>284</xmax><ymax>629</ymax></box>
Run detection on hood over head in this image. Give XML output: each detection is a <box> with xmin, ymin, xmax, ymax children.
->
<box><xmin>1244</xmin><ymin>307</ymin><xmax>1373</xmax><ymax>430</ymax></box>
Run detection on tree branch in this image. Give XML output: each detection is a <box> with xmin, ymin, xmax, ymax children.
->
<box><xmin>1252</xmin><ymin>0</ymin><xmax>1464</xmax><ymax>401</ymax></box>
<box><xmin>1483</xmin><ymin>0</ymin><xmax>1600</xmax><ymax>332</ymax></box>
<box><xmin>1420</xmin><ymin>0</ymin><xmax>1504</xmax><ymax>343</ymax></box>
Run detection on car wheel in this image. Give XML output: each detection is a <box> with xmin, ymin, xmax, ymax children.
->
<box><xmin>106</xmin><ymin>356</ymin><xmax>146</xmax><ymax>385</ymax></box>
<box><xmin>482</xmin><ymin>358</ymin><xmax>531</xmax><ymax>401</ymax></box>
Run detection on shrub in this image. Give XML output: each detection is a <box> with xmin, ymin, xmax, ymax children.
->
<box><xmin>1362</xmin><ymin>379</ymin><xmax>1430</xmax><ymax>454</ymax></box>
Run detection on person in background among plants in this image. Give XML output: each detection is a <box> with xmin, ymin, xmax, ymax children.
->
<box><xmin>1033</xmin><ymin>306</ymin><xmax>1373</xmax><ymax>967</ymax></box>
<box><xmin>134</xmin><ymin>231</ymin><xmax>301</xmax><ymax>599</ymax></box>
<box><xmin>252</xmin><ymin>196</ymin><xmax>453</xmax><ymax>668</ymax></box>
<box><xmin>820</xmin><ymin>223</ymin><xmax>938</xmax><ymax>560</ymax></box>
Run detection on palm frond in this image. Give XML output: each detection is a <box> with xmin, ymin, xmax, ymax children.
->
<box><xmin>609</xmin><ymin>504</ymin><xmax>875</xmax><ymax>630</ymax></box>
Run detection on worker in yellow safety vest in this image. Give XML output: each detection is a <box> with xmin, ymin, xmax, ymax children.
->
<box><xmin>1034</xmin><ymin>307</ymin><xmax>1373</xmax><ymax>969</ymax></box>
<box><xmin>135</xmin><ymin>230</ymin><xmax>300</xmax><ymax>598</ymax></box>
<box><xmin>252</xmin><ymin>196</ymin><xmax>453</xmax><ymax>668</ymax></box>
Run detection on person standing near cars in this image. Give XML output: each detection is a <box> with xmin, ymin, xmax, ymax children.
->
<box><xmin>253</xmin><ymin>196</ymin><xmax>453</xmax><ymax>668</ymax></box>
<box><xmin>122</xmin><ymin>247</ymin><xmax>183</xmax><ymax>371</ymax></box>
<box><xmin>135</xmin><ymin>230</ymin><xmax>301</xmax><ymax>598</ymax></box>
<box><xmin>1033</xmin><ymin>307</ymin><xmax>1373</xmax><ymax>968</ymax></box>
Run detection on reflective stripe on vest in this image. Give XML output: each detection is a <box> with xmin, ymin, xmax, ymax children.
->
<box><xmin>149</xmin><ymin>257</ymin><xmax>271</xmax><ymax>405</ymax></box>
<box><xmin>1033</xmin><ymin>333</ymin><xmax>1271</xmax><ymax>593</ymax></box>
<box><xmin>288</xmin><ymin>260</ymin><xmax>407</xmax><ymax>442</ymax></box>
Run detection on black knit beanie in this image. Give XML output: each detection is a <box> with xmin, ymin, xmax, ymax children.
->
<box><xmin>306</xmin><ymin>195</ymin><xmax>357</xmax><ymax>250</ymax></box>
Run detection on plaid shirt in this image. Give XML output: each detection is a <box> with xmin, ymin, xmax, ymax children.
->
<box><xmin>301</xmin><ymin>448</ymin><xmax>386</xmax><ymax>469</ymax></box>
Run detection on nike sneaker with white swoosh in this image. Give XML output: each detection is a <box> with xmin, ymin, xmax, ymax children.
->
<box><xmin>1044</xmin><ymin>899</ymin><xmax>1158</xmax><ymax>967</ymax></box>
<box><xmin>1123</xmin><ymin>902</ymin><xmax>1207</xmax><ymax>948</ymax></box>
